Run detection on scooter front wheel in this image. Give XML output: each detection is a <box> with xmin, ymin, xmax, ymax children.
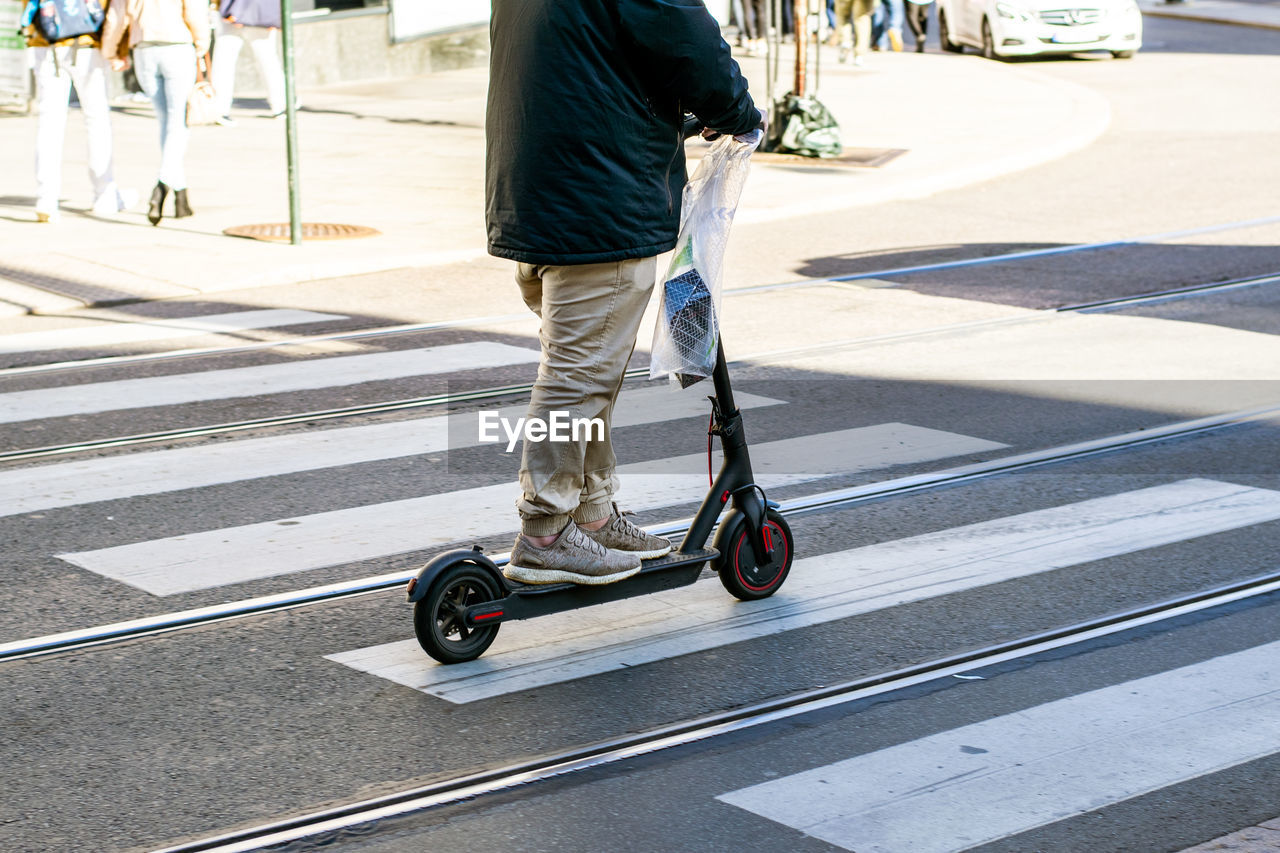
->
<box><xmin>717</xmin><ymin>509</ymin><xmax>794</xmax><ymax>601</ymax></box>
<box><xmin>414</xmin><ymin>564</ymin><xmax>501</xmax><ymax>663</ymax></box>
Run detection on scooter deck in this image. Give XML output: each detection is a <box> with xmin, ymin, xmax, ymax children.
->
<box><xmin>467</xmin><ymin>547</ymin><xmax>719</xmax><ymax>625</ymax></box>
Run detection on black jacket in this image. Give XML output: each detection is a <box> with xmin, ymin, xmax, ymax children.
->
<box><xmin>485</xmin><ymin>0</ymin><xmax>760</xmax><ymax>266</ymax></box>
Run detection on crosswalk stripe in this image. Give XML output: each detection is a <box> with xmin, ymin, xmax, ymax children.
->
<box><xmin>325</xmin><ymin>478</ymin><xmax>1280</xmax><ymax>704</ymax></box>
<box><xmin>0</xmin><ymin>309</ymin><xmax>347</xmax><ymax>355</ymax></box>
<box><xmin>716</xmin><ymin>638</ymin><xmax>1280</xmax><ymax>853</ymax></box>
<box><xmin>0</xmin><ymin>387</ymin><xmax>783</xmax><ymax>517</ymax></box>
<box><xmin>57</xmin><ymin>424</ymin><xmax>1005</xmax><ymax>596</ymax></box>
<box><xmin>0</xmin><ymin>342</ymin><xmax>539</xmax><ymax>424</ymax></box>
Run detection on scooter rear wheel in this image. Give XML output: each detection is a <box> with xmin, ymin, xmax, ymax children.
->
<box><xmin>414</xmin><ymin>564</ymin><xmax>501</xmax><ymax>663</ymax></box>
<box><xmin>718</xmin><ymin>509</ymin><xmax>794</xmax><ymax>601</ymax></box>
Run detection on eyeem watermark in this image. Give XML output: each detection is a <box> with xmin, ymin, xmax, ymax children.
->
<box><xmin>478</xmin><ymin>411</ymin><xmax>605</xmax><ymax>452</ymax></box>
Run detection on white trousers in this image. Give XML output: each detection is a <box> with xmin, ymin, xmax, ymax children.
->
<box><xmin>32</xmin><ymin>44</ymin><xmax>119</xmax><ymax>214</ymax></box>
<box><xmin>211</xmin><ymin>22</ymin><xmax>285</xmax><ymax>116</ymax></box>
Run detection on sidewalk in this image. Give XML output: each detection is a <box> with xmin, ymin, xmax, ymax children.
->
<box><xmin>0</xmin><ymin>39</ymin><xmax>1128</xmax><ymax>318</ymax></box>
<box><xmin>1139</xmin><ymin>0</ymin><xmax>1280</xmax><ymax>29</ymax></box>
<box><xmin>0</xmin><ymin>21</ymin><xmax>1228</xmax><ymax>317</ymax></box>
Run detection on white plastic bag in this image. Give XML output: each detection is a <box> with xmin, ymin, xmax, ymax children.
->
<box><xmin>649</xmin><ymin>129</ymin><xmax>762</xmax><ymax>388</ymax></box>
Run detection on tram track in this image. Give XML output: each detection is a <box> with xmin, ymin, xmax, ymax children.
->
<box><xmin>4</xmin><ymin>400</ymin><xmax>1279</xmax><ymax>664</ymax></box>
<box><xmin>145</xmin><ymin>568</ymin><xmax>1280</xmax><ymax>853</ymax></box>
<box><xmin>4</xmin><ymin>213</ymin><xmax>1279</xmax><ymax>380</ymax></box>
<box><xmin>5</xmin><ymin>268</ymin><xmax>1280</xmax><ymax>465</ymax></box>
<box><xmin>9</xmin><ymin>41</ymin><xmax>1280</xmax><ymax>849</ymax></box>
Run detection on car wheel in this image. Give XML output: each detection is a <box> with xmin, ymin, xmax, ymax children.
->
<box><xmin>1111</xmin><ymin>50</ymin><xmax>1136</xmax><ymax>59</ymax></box>
<box><xmin>939</xmin><ymin>11</ymin><xmax>964</xmax><ymax>52</ymax></box>
<box><xmin>981</xmin><ymin>17</ymin><xmax>999</xmax><ymax>59</ymax></box>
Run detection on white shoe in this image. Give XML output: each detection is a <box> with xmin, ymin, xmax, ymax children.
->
<box><xmin>215</xmin><ymin>115</ymin><xmax>237</xmax><ymax>127</ymax></box>
<box><xmin>91</xmin><ymin>187</ymin><xmax>138</xmax><ymax>216</ymax></box>
<box><xmin>35</xmin><ymin>209</ymin><xmax>60</xmax><ymax>224</ymax></box>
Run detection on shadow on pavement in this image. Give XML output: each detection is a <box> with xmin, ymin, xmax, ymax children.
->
<box><xmin>796</xmin><ymin>241</ymin><xmax>1280</xmax><ymax>315</ymax></box>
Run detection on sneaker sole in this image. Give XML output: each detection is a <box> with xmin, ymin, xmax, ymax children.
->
<box><xmin>503</xmin><ymin>564</ymin><xmax>642</xmax><ymax>586</ymax></box>
<box><xmin>629</xmin><ymin>543</ymin><xmax>674</xmax><ymax>560</ymax></box>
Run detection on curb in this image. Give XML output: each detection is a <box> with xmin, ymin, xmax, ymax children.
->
<box><xmin>0</xmin><ymin>279</ymin><xmax>87</xmax><ymax>318</ymax></box>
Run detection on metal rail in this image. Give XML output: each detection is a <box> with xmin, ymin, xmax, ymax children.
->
<box><xmin>5</xmin><ymin>400</ymin><xmax>1279</xmax><ymax>663</ymax></box>
<box><xmin>146</xmin><ymin>569</ymin><xmax>1280</xmax><ymax>853</ymax></box>
<box><xmin>1058</xmin><ymin>272</ymin><xmax>1280</xmax><ymax>312</ymax></box>
<box><xmin>0</xmin><ymin>380</ymin><xmax>545</xmax><ymax>463</ymax></box>
<box><xmin>6</xmin><ymin>268</ymin><xmax>1280</xmax><ymax>465</ymax></box>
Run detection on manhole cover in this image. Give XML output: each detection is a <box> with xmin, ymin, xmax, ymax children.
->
<box><xmin>223</xmin><ymin>223</ymin><xmax>381</xmax><ymax>242</ymax></box>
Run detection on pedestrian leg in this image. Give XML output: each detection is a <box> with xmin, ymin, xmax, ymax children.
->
<box><xmin>835</xmin><ymin>0</ymin><xmax>854</xmax><ymax>61</ymax></box>
<box><xmin>853</xmin><ymin>0</ymin><xmax>875</xmax><ymax>61</ymax></box>
<box><xmin>247</xmin><ymin>27</ymin><xmax>286</xmax><ymax>114</ymax></box>
<box><xmin>69</xmin><ymin>47</ymin><xmax>122</xmax><ymax>212</ymax></box>
<box><xmin>132</xmin><ymin>45</ymin><xmax>165</xmax><ymax>177</ymax></box>
<box><xmin>210</xmin><ymin>22</ymin><xmax>245</xmax><ymax>118</ymax></box>
<box><xmin>885</xmin><ymin>0</ymin><xmax>906</xmax><ymax>50</ymax></box>
<box><xmin>156</xmin><ymin>44</ymin><xmax>196</xmax><ymax>190</ymax></box>
<box><xmin>32</xmin><ymin>45</ymin><xmax>72</xmax><ymax>219</ymax></box>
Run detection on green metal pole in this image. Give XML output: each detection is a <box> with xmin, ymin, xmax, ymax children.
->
<box><xmin>280</xmin><ymin>0</ymin><xmax>302</xmax><ymax>245</ymax></box>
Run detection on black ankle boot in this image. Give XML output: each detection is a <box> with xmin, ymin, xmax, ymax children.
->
<box><xmin>173</xmin><ymin>189</ymin><xmax>192</xmax><ymax>219</ymax></box>
<box><xmin>148</xmin><ymin>182</ymin><xmax>168</xmax><ymax>226</ymax></box>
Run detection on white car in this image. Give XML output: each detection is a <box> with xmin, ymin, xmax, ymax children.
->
<box><xmin>937</xmin><ymin>0</ymin><xmax>1142</xmax><ymax>59</ymax></box>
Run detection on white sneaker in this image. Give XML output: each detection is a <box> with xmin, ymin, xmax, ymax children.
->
<box><xmin>91</xmin><ymin>187</ymin><xmax>138</xmax><ymax>217</ymax></box>
<box><xmin>35</xmin><ymin>209</ymin><xmax>60</xmax><ymax>224</ymax></box>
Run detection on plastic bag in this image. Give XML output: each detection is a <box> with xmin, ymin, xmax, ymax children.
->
<box><xmin>769</xmin><ymin>94</ymin><xmax>843</xmax><ymax>159</ymax></box>
<box><xmin>650</xmin><ymin>129</ymin><xmax>762</xmax><ymax>388</ymax></box>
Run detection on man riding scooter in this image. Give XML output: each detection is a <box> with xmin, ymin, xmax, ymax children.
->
<box><xmin>486</xmin><ymin>0</ymin><xmax>767</xmax><ymax>586</ymax></box>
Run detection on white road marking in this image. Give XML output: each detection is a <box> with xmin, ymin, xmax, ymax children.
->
<box><xmin>0</xmin><ymin>388</ymin><xmax>783</xmax><ymax>517</ymax></box>
<box><xmin>0</xmin><ymin>309</ymin><xmax>347</xmax><ymax>355</ymax></box>
<box><xmin>0</xmin><ymin>342</ymin><xmax>539</xmax><ymax>424</ymax></box>
<box><xmin>58</xmin><ymin>424</ymin><xmax>1004</xmax><ymax>595</ymax></box>
<box><xmin>717</xmin><ymin>639</ymin><xmax>1280</xmax><ymax>853</ymax></box>
<box><xmin>326</xmin><ymin>479</ymin><xmax>1280</xmax><ymax>703</ymax></box>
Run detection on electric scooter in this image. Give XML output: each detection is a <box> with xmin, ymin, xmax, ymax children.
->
<box><xmin>406</xmin><ymin>341</ymin><xmax>794</xmax><ymax>663</ymax></box>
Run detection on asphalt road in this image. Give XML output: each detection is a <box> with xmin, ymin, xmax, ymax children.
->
<box><xmin>333</xmin><ymin>594</ymin><xmax>1280</xmax><ymax>853</ymax></box>
<box><xmin>2</xmin><ymin>14</ymin><xmax>1279</xmax><ymax>853</ymax></box>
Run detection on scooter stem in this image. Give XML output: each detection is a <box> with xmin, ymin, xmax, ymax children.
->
<box><xmin>678</xmin><ymin>342</ymin><xmax>771</xmax><ymax>559</ymax></box>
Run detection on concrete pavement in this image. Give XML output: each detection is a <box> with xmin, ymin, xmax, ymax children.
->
<box><xmin>0</xmin><ymin>41</ymin><xmax>1107</xmax><ymax>318</ymax></box>
<box><xmin>0</xmin><ymin>0</ymin><xmax>1273</xmax><ymax>319</ymax></box>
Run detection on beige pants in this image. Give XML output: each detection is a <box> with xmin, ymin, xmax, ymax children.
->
<box><xmin>835</xmin><ymin>0</ymin><xmax>875</xmax><ymax>56</ymax></box>
<box><xmin>515</xmin><ymin>257</ymin><xmax>658</xmax><ymax>536</ymax></box>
